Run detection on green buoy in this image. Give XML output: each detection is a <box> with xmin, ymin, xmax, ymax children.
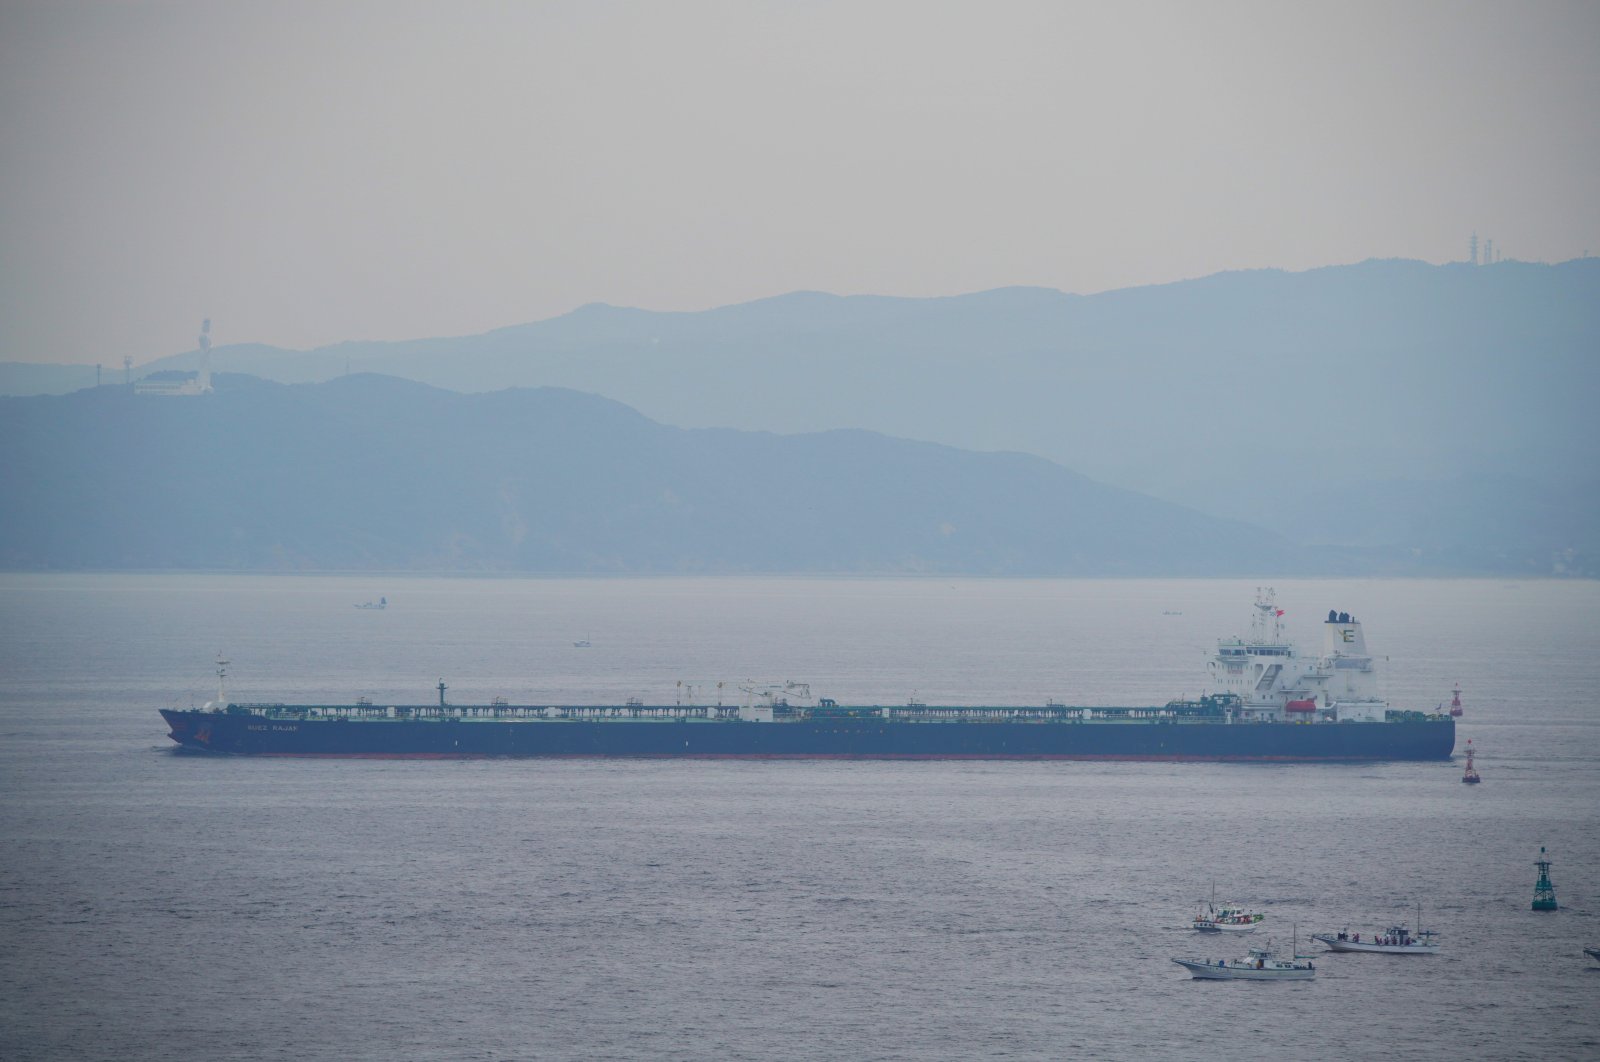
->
<box><xmin>1532</xmin><ymin>847</ymin><xmax>1558</xmax><ymax>911</ymax></box>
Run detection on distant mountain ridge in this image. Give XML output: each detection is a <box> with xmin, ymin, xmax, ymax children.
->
<box><xmin>3</xmin><ymin>374</ymin><xmax>1325</xmax><ymax>575</ymax></box>
<box><xmin>5</xmin><ymin>258</ymin><xmax>1595</xmax><ymax>572</ymax></box>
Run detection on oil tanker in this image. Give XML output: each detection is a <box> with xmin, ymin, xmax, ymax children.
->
<box><xmin>159</xmin><ymin>592</ymin><xmax>1455</xmax><ymax>761</ymax></box>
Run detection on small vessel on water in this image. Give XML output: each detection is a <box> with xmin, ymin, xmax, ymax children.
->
<box><xmin>1193</xmin><ymin>886</ymin><xmax>1265</xmax><ymax>933</ymax></box>
<box><xmin>1585</xmin><ymin>946</ymin><xmax>1600</xmax><ymax>966</ymax></box>
<box><xmin>1174</xmin><ymin>930</ymin><xmax>1314</xmax><ymax>980</ymax></box>
<box><xmin>1461</xmin><ymin>739</ymin><xmax>1481</xmax><ymax>784</ymax></box>
<box><xmin>354</xmin><ymin>596</ymin><xmax>387</xmax><ymax>610</ymax></box>
<box><xmin>1193</xmin><ymin>905</ymin><xmax>1265</xmax><ymax>933</ymax></box>
<box><xmin>1312</xmin><ymin>903</ymin><xmax>1439</xmax><ymax>954</ymax></box>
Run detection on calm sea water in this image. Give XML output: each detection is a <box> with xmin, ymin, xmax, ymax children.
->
<box><xmin>1</xmin><ymin>575</ymin><xmax>1596</xmax><ymax>1061</ymax></box>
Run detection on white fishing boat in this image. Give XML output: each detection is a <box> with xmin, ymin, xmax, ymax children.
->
<box><xmin>1173</xmin><ymin>932</ymin><xmax>1315</xmax><ymax>981</ymax></box>
<box><xmin>1192</xmin><ymin>885</ymin><xmax>1265</xmax><ymax>933</ymax></box>
<box><xmin>1312</xmin><ymin>902</ymin><xmax>1439</xmax><ymax>954</ymax></box>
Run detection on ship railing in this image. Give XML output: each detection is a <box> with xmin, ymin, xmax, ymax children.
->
<box><xmin>229</xmin><ymin>702</ymin><xmax>288</xmax><ymax>717</ymax></box>
<box><xmin>888</xmin><ymin>706</ymin><xmax>1081</xmax><ymax>722</ymax></box>
<box><xmin>393</xmin><ymin>704</ymin><xmax>720</xmax><ymax>721</ymax></box>
<box><xmin>877</xmin><ymin>703</ymin><xmax>1226</xmax><ymax>723</ymax></box>
<box><xmin>238</xmin><ymin>702</ymin><xmax>752</xmax><ymax>722</ymax></box>
<box><xmin>227</xmin><ymin>699</ymin><xmax>1245</xmax><ymax>724</ymax></box>
<box><xmin>547</xmin><ymin>704</ymin><xmax>717</xmax><ymax>721</ymax></box>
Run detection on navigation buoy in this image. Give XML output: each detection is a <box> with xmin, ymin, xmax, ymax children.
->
<box><xmin>1461</xmin><ymin>739</ymin><xmax>1481</xmax><ymax>784</ymax></box>
<box><xmin>1532</xmin><ymin>847</ymin><xmax>1558</xmax><ymax>911</ymax></box>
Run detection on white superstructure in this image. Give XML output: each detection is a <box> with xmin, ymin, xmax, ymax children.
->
<box><xmin>1206</xmin><ymin>588</ymin><xmax>1391</xmax><ymax>723</ymax></box>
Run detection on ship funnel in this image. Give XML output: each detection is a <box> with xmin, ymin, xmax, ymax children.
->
<box><xmin>1320</xmin><ymin>609</ymin><xmax>1384</xmax><ymax>718</ymax></box>
<box><xmin>1323</xmin><ymin>611</ymin><xmax>1369</xmax><ymax>658</ymax></box>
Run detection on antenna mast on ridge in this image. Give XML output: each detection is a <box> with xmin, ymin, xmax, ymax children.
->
<box><xmin>197</xmin><ymin>318</ymin><xmax>213</xmax><ymax>393</ymax></box>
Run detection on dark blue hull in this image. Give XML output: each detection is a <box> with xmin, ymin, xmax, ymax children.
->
<box><xmin>160</xmin><ymin>708</ymin><xmax>1455</xmax><ymax>762</ymax></box>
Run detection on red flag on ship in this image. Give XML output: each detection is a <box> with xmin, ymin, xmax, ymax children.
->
<box><xmin>1276</xmin><ymin>609</ymin><xmax>1285</xmax><ymax>617</ymax></box>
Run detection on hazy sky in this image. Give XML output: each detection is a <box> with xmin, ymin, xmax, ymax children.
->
<box><xmin>2</xmin><ymin>0</ymin><xmax>1597</xmax><ymax>365</ymax></box>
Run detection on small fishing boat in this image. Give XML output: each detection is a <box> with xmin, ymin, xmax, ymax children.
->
<box><xmin>1174</xmin><ymin>929</ymin><xmax>1314</xmax><ymax>980</ymax></box>
<box><xmin>1193</xmin><ymin>885</ymin><xmax>1265</xmax><ymax>932</ymax></box>
<box><xmin>1194</xmin><ymin>904</ymin><xmax>1266</xmax><ymax>933</ymax></box>
<box><xmin>1312</xmin><ymin>903</ymin><xmax>1439</xmax><ymax>954</ymax></box>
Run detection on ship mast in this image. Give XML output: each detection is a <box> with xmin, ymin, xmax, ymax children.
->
<box><xmin>215</xmin><ymin>653</ymin><xmax>229</xmax><ymax>707</ymax></box>
<box><xmin>1251</xmin><ymin>587</ymin><xmax>1284</xmax><ymax>644</ymax></box>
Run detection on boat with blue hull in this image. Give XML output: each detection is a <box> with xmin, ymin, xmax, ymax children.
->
<box><xmin>159</xmin><ymin>591</ymin><xmax>1456</xmax><ymax>761</ymax></box>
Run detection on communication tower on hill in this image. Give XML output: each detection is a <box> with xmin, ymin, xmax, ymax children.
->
<box><xmin>135</xmin><ymin>318</ymin><xmax>214</xmax><ymax>395</ymax></box>
<box><xmin>197</xmin><ymin>318</ymin><xmax>212</xmax><ymax>392</ymax></box>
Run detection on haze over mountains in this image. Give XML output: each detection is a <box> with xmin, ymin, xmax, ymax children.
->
<box><xmin>4</xmin><ymin>259</ymin><xmax>1595</xmax><ymax>575</ymax></box>
<box><xmin>3</xmin><ymin>376</ymin><xmax>1310</xmax><ymax>574</ymax></box>
<box><xmin>1</xmin><ymin>371</ymin><xmax>1588</xmax><ymax>576</ymax></box>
